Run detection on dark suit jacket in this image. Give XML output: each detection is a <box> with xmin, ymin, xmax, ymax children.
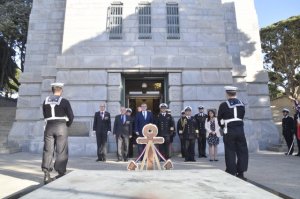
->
<box><xmin>135</xmin><ymin>111</ymin><xmax>154</xmax><ymax>136</ymax></box>
<box><xmin>155</xmin><ymin>113</ymin><xmax>175</xmax><ymax>137</ymax></box>
<box><xmin>113</xmin><ymin>114</ymin><xmax>132</xmax><ymax>137</ymax></box>
<box><xmin>194</xmin><ymin>113</ymin><xmax>207</xmax><ymax>134</ymax></box>
<box><xmin>178</xmin><ymin>116</ymin><xmax>198</xmax><ymax>140</ymax></box>
<box><xmin>282</xmin><ymin>116</ymin><xmax>294</xmax><ymax>136</ymax></box>
<box><xmin>93</xmin><ymin>111</ymin><xmax>111</xmax><ymax>135</ymax></box>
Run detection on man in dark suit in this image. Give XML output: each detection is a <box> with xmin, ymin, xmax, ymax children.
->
<box><xmin>194</xmin><ymin>106</ymin><xmax>207</xmax><ymax>158</ymax></box>
<box><xmin>93</xmin><ymin>103</ymin><xmax>111</xmax><ymax>162</ymax></box>
<box><xmin>155</xmin><ymin>103</ymin><xmax>175</xmax><ymax>160</ymax></box>
<box><xmin>177</xmin><ymin>110</ymin><xmax>186</xmax><ymax>158</ymax></box>
<box><xmin>282</xmin><ymin>108</ymin><xmax>295</xmax><ymax>155</ymax></box>
<box><xmin>135</xmin><ymin>103</ymin><xmax>154</xmax><ymax>154</ymax></box>
<box><xmin>127</xmin><ymin>108</ymin><xmax>136</xmax><ymax>158</ymax></box>
<box><xmin>113</xmin><ymin>107</ymin><xmax>132</xmax><ymax>161</ymax></box>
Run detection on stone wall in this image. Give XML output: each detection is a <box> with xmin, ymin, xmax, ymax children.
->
<box><xmin>9</xmin><ymin>0</ymin><xmax>279</xmax><ymax>155</ymax></box>
<box><xmin>9</xmin><ymin>0</ymin><xmax>67</xmax><ymax>152</ymax></box>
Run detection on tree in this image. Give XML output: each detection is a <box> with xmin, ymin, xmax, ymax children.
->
<box><xmin>260</xmin><ymin>15</ymin><xmax>300</xmax><ymax>99</ymax></box>
<box><xmin>0</xmin><ymin>0</ymin><xmax>32</xmax><ymax>93</ymax></box>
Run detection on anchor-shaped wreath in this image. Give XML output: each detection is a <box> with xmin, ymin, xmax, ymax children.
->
<box><xmin>127</xmin><ymin>123</ymin><xmax>173</xmax><ymax>171</ymax></box>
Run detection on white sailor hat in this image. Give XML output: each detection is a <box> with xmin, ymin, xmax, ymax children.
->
<box><xmin>184</xmin><ymin>106</ymin><xmax>192</xmax><ymax>111</ymax></box>
<box><xmin>224</xmin><ymin>86</ymin><xmax>238</xmax><ymax>92</ymax></box>
<box><xmin>126</xmin><ymin>108</ymin><xmax>132</xmax><ymax>113</ymax></box>
<box><xmin>51</xmin><ymin>82</ymin><xmax>64</xmax><ymax>88</ymax></box>
<box><xmin>181</xmin><ymin>110</ymin><xmax>185</xmax><ymax>114</ymax></box>
<box><xmin>198</xmin><ymin>105</ymin><xmax>204</xmax><ymax>109</ymax></box>
<box><xmin>282</xmin><ymin>108</ymin><xmax>290</xmax><ymax>113</ymax></box>
<box><xmin>159</xmin><ymin>103</ymin><xmax>168</xmax><ymax>108</ymax></box>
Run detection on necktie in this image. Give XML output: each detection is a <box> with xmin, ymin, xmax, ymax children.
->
<box><xmin>101</xmin><ymin>112</ymin><xmax>104</xmax><ymax>119</ymax></box>
<box><xmin>143</xmin><ymin>112</ymin><xmax>146</xmax><ymax>119</ymax></box>
<box><xmin>122</xmin><ymin>115</ymin><xmax>126</xmax><ymax>124</ymax></box>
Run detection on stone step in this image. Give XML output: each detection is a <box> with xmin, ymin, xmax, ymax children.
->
<box><xmin>0</xmin><ymin>107</ymin><xmax>16</xmax><ymax>119</ymax></box>
<box><xmin>0</xmin><ymin>146</ymin><xmax>21</xmax><ymax>154</ymax></box>
<box><xmin>267</xmin><ymin>143</ymin><xmax>299</xmax><ymax>153</ymax></box>
<box><xmin>0</xmin><ymin>121</ymin><xmax>14</xmax><ymax>126</ymax></box>
<box><xmin>0</xmin><ymin>129</ymin><xmax>11</xmax><ymax>136</ymax></box>
<box><xmin>0</xmin><ymin>126</ymin><xmax>12</xmax><ymax>132</ymax></box>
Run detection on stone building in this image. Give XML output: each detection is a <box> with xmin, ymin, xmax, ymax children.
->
<box><xmin>8</xmin><ymin>0</ymin><xmax>279</xmax><ymax>155</ymax></box>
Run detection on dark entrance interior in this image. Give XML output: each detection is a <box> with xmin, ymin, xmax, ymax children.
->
<box><xmin>124</xmin><ymin>74</ymin><xmax>167</xmax><ymax>116</ymax></box>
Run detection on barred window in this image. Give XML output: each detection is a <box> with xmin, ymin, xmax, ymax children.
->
<box><xmin>107</xmin><ymin>2</ymin><xmax>123</xmax><ymax>39</ymax></box>
<box><xmin>137</xmin><ymin>2</ymin><xmax>151</xmax><ymax>39</ymax></box>
<box><xmin>166</xmin><ymin>3</ymin><xmax>180</xmax><ymax>39</ymax></box>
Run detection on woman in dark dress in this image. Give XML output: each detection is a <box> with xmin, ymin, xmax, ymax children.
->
<box><xmin>205</xmin><ymin>110</ymin><xmax>221</xmax><ymax>161</ymax></box>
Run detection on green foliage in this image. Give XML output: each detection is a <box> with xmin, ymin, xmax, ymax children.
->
<box><xmin>260</xmin><ymin>15</ymin><xmax>300</xmax><ymax>99</ymax></box>
<box><xmin>0</xmin><ymin>0</ymin><xmax>32</xmax><ymax>93</ymax></box>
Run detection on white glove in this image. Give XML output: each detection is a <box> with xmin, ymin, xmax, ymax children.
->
<box><xmin>135</xmin><ymin>132</ymin><xmax>139</xmax><ymax>136</ymax></box>
<box><xmin>107</xmin><ymin>131</ymin><xmax>111</xmax><ymax>135</ymax></box>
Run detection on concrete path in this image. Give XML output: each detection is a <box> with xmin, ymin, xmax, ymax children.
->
<box><xmin>0</xmin><ymin>151</ymin><xmax>299</xmax><ymax>198</ymax></box>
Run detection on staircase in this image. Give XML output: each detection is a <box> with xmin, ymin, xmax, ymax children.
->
<box><xmin>0</xmin><ymin>98</ymin><xmax>21</xmax><ymax>154</ymax></box>
<box><xmin>267</xmin><ymin>138</ymin><xmax>299</xmax><ymax>154</ymax></box>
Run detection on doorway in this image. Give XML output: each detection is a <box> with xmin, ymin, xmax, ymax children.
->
<box><xmin>123</xmin><ymin>74</ymin><xmax>167</xmax><ymax>116</ymax></box>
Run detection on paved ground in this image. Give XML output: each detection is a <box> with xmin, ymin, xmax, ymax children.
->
<box><xmin>0</xmin><ymin>151</ymin><xmax>299</xmax><ymax>199</ymax></box>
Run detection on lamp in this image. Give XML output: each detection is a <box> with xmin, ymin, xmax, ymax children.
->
<box><xmin>142</xmin><ymin>82</ymin><xmax>148</xmax><ymax>88</ymax></box>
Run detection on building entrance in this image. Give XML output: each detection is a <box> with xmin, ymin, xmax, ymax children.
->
<box><xmin>124</xmin><ymin>74</ymin><xmax>167</xmax><ymax>116</ymax></box>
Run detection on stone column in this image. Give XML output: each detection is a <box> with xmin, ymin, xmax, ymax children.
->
<box><xmin>168</xmin><ymin>73</ymin><xmax>183</xmax><ymax>152</ymax></box>
<box><xmin>107</xmin><ymin>73</ymin><xmax>122</xmax><ymax>153</ymax></box>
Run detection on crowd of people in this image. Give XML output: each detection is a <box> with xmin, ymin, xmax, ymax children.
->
<box><xmin>281</xmin><ymin>107</ymin><xmax>300</xmax><ymax>156</ymax></box>
<box><xmin>41</xmin><ymin>83</ymin><xmax>250</xmax><ymax>183</ymax></box>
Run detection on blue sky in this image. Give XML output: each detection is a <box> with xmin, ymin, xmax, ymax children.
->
<box><xmin>254</xmin><ymin>0</ymin><xmax>300</xmax><ymax>28</ymax></box>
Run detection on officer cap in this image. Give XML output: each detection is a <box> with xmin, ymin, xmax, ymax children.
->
<box><xmin>224</xmin><ymin>86</ymin><xmax>238</xmax><ymax>92</ymax></box>
<box><xmin>198</xmin><ymin>105</ymin><xmax>204</xmax><ymax>109</ymax></box>
<box><xmin>126</xmin><ymin>108</ymin><xmax>132</xmax><ymax>113</ymax></box>
<box><xmin>51</xmin><ymin>82</ymin><xmax>64</xmax><ymax>88</ymax></box>
<box><xmin>184</xmin><ymin>106</ymin><xmax>192</xmax><ymax>112</ymax></box>
<box><xmin>282</xmin><ymin>108</ymin><xmax>290</xmax><ymax>113</ymax></box>
<box><xmin>159</xmin><ymin>103</ymin><xmax>168</xmax><ymax>108</ymax></box>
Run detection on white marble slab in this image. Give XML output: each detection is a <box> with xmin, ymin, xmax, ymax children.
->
<box><xmin>22</xmin><ymin>169</ymin><xmax>281</xmax><ymax>199</ymax></box>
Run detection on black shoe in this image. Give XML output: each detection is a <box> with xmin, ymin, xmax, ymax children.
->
<box><xmin>124</xmin><ymin>158</ymin><xmax>128</xmax><ymax>162</ymax></box>
<box><xmin>202</xmin><ymin>155</ymin><xmax>207</xmax><ymax>158</ymax></box>
<box><xmin>214</xmin><ymin>159</ymin><xmax>219</xmax><ymax>161</ymax></box>
<box><xmin>96</xmin><ymin>158</ymin><xmax>102</xmax><ymax>162</ymax></box>
<box><xmin>43</xmin><ymin>171</ymin><xmax>52</xmax><ymax>184</ymax></box>
<box><xmin>102</xmin><ymin>158</ymin><xmax>106</xmax><ymax>162</ymax></box>
<box><xmin>56</xmin><ymin>172</ymin><xmax>65</xmax><ymax>179</ymax></box>
<box><xmin>236</xmin><ymin>173</ymin><xmax>247</xmax><ymax>180</ymax></box>
<box><xmin>209</xmin><ymin>159</ymin><xmax>213</xmax><ymax>162</ymax></box>
<box><xmin>294</xmin><ymin>153</ymin><xmax>300</xmax><ymax>156</ymax></box>
<box><xmin>190</xmin><ymin>159</ymin><xmax>196</xmax><ymax>162</ymax></box>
